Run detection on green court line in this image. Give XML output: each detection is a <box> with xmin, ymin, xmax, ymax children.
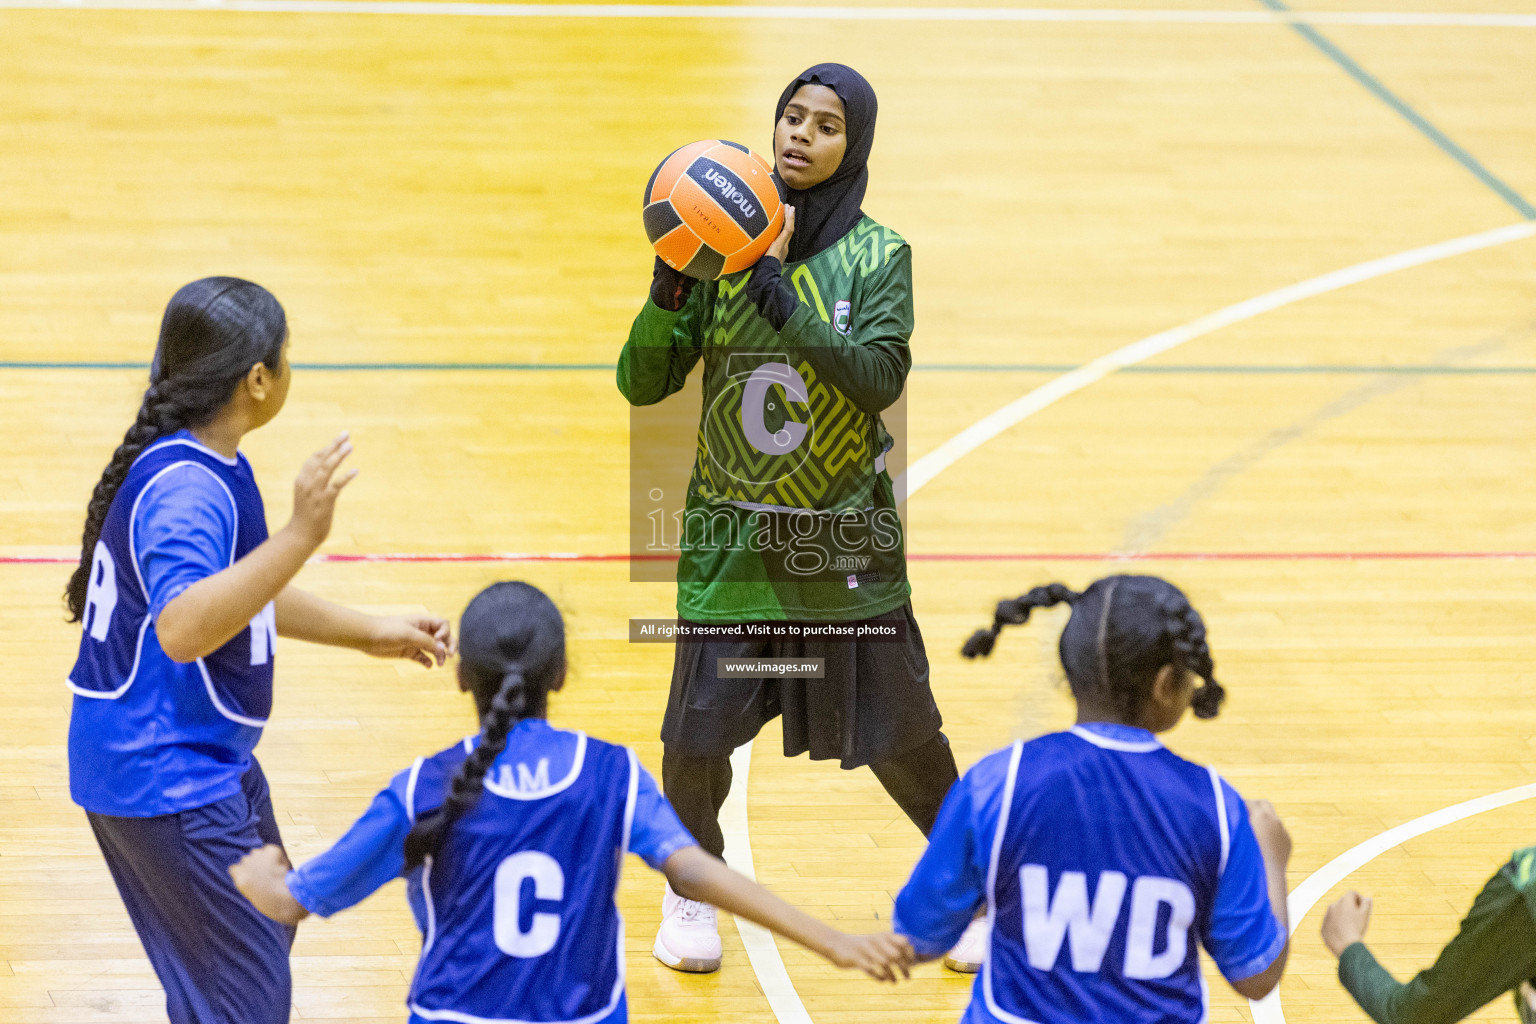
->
<box><xmin>1256</xmin><ymin>0</ymin><xmax>1536</xmax><ymax>220</ymax></box>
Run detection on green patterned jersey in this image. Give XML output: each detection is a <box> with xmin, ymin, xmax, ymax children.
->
<box><xmin>619</xmin><ymin>216</ymin><xmax>914</xmax><ymax>623</ymax></box>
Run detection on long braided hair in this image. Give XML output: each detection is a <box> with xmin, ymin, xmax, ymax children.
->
<box><xmin>962</xmin><ymin>574</ymin><xmax>1226</xmax><ymax>722</ymax></box>
<box><xmin>65</xmin><ymin>277</ymin><xmax>288</xmax><ymax>621</ymax></box>
<box><xmin>403</xmin><ymin>582</ymin><xmax>567</xmax><ymax>870</ymax></box>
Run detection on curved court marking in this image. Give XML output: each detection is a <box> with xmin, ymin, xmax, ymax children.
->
<box><xmin>1250</xmin><ymin>782</ymin><xmax>1536</xmax><ymax>1023</ymax></box>
<box><xmin>720</xmin><ymin>741</ymin><xmax>815</xmax><ymax>1024</ymax></box>
<box><xmin>895</xmin><ymin>221</ymin><xmax>1536</xmax><ymax>503</ymax></box>
<box><xmin>4</xmin><ymin>0</ymin><xmax>1536</xmax><ymax>25</ymax></box>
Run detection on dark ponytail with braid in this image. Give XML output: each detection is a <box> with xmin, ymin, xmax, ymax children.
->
<box><xmin>964</xmin><ymin>574</ymin><xmax>1226</xmax><ymax>724</ymax></box>
<box><xmin>404</xmin><ymin>582</ymin><xmax>566</xmax><ymax>870</ymax></box>
<box><xmin>65</xmin><ymin>277</ymin><xmax>287</xmax><ymax>621</ymax></box>
<box><xmin>962</xmin><ymin>583</ymin><xmax>1080</xmax><ymax>658</ymax></box>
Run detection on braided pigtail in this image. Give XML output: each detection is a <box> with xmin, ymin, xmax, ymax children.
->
<box><xmin>64</xmin><ymin>277</ymin><xmax>287</xmax><ymax>622</ymax></box>
<box><xmin>962</xmin><ymin>582</ymin><xmax>1080</xmax><ymax>659</ymax></box>
<box><xmin>65</xmin><ymin>381</ymin><xmax>197</xmax><ymax>621</ymax></box>
<box><xmin>1160</xmin><ymin>593</ymin><xmax>1225</xmax><ymax>719</ymax></box>
<box><xmin>404</xmin><ymin>667</ymin><xmax>529</xmax><ymax>870</ymax></box>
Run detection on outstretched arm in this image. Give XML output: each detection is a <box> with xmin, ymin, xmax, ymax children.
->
<box><xmin>274</xmin><ymin>586</ymin><xmax>451</xmax><ymax>668</ymax></box>
<box><xmin>232</xmin><ymin>778</ymin><xmax>416</xmax><ymax>927</ymax></box>
<box><xmin>662</xmin><ymin>846</ymin><xmax>911</xmax><ymax>982</ymax></box>
<box><xmin>1323</xmin><ymin>851</ymin><xmax>1536</xmax><ymax>1024</ymax></box>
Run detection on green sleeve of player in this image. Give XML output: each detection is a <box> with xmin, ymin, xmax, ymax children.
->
<box><xmin>777</xmin><ymin>244</ymin><xmax>913</xmax><ymax>414</ymax></box>
<box><xmin>1337</xmin><ymin>849</ymin><xmax>1536</xmax><ymax>1024</ymax></box>
<box><xmin>617</xmin><ymin>284</ymin><xmax>711</xmax><ymax>407</ymax></box>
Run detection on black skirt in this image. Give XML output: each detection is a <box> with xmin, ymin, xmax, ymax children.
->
<box><xmin>659</xmin><ymin>601</ymin><xmax>944</xmax><ymax>769</ymax></box>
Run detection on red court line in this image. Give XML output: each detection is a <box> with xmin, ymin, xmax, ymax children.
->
<box><xmin>7</xmin><ymin>551</ymin><xmax>1536</xmax><ymax>565</ymax></box>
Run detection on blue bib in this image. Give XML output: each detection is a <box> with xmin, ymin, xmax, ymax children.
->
<box><xmin>982</xmin><ymin>728</ymin><xmax>1228</xmax><ymax>1024</ymax></box>
<box><xmin>67</xmin><ymin>433</ymin><xmax>274</xmax><ymax>816</ymax></box>
<box><xmin>406</xmin><ymin>732</ymin><xmax>637</xmax><ymax>1024</ymax></box>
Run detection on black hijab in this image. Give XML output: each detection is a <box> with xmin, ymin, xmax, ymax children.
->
<box><xmin>774</xmin><ymin>64</ymin><xmax>877</xmax><ymax>264</ymax></box>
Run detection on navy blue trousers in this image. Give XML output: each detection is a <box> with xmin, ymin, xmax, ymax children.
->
<box><xmin>88</xmin><ymin>759</ymin><xmax>295</xmax><ymax>1024</ymax></box>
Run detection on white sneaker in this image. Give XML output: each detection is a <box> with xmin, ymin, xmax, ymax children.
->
<box><xmin>943</xmin><ymin>918</ymin><xmax>989</xmax><ymax>973</ymax></box>
<box><xmin>653</xmin><ymin>883</ymin><xmax>723</xmax><ymax>973</ymax></box>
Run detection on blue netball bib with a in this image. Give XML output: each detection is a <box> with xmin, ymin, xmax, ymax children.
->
<box><xmin>67</xmin><ymin>431</ymin><xmax>275</xmax><ymax>817</ymax></box>
<box><xmin>978</xmin><ymin>726</ymin><xmax>1261</xmax><ymax>1024</ymax></box>
<box><xmin>406</xmin><ymin>731</ymin><xmax>637</xmax><ymax>1024</ymax></box>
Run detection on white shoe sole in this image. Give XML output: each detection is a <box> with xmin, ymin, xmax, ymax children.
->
<box><xmin>653</xmin><ymin>936</ymin><xmax>722</xmax><ymax>974</ymax></box>
<box><xmin>942</xmin><ymin>954</ymin><xmax>982</xmax><ymax>974</ymax></box>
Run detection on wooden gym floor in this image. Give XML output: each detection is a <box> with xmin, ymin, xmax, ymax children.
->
<box><xmin>1</xmin><ymin>1</ymin><xmax>1534</xmax><ymax>1021</ymax></box>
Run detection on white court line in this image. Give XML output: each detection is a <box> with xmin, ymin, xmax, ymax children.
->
<box><xmin>719</xmin><ymin>741</ymin><xmax>814</xmax><ymax>1024</ymax></box>
<box><xmin>1250</xmin><ymin>782</ymin><xmax>1536</xmax><ymax>1023</ymax></box>
<box><xmin>894</xmin><ymin>220</ymin><xmax>1536</xmax><ymax>502</ymax></box>
<box><xmin>4</xmin><ymin>0</ymin><xmax>1536</xmax><ymax>24</ymax></box>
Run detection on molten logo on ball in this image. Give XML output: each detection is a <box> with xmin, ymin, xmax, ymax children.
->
<box><xmin>701</xmin><ymin>168</ymin><xmax>759</xmax><ymax>221</ymax></box>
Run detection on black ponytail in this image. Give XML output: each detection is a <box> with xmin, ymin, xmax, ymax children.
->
<box><xmin>65</xmin><ymin>277</ymin><xmax>287</xmax><ymax>621</ymax></box>
<box><xmin>964</xmin><ymin>574</ymin><xmax>1226</xmax><ymax>723</ymax></box>
<box><xmin>962</xmin><ymin>582</ymin><xmax>1080</xmax><ymax>659</ymax></box>
<box><xmin>403</xmin><ymin>581</ymin><xmax>566</xmax><ymax>870</ymax></box>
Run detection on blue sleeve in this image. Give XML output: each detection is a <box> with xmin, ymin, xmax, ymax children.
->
<box><xmin>627</xmin><ymin>761</ymin><xmax>699</xmax><ymax>870</ymax></box>
<box><xmin>892</xmin><ymin>755</ymin><xmax>997</xmax><ymax>958</ymax></box>
<box><xmin>132</xmin><ymin>464</ymin><xmax>237</xmax><ymax>621</ymax></box>
<box><xmin>286</xmin><ymin>770</ymin><xmax>412</xmax><ymax>918</ymax></box>
<box><xmin>1204</xmin><ymin>780</ymin><xmax>1287</xmax><ymax>981</ymax></box>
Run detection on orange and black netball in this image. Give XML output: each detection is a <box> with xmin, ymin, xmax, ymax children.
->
<box><xmin>642</xmin><ymin>140</ymin><xmax>784</xmax><ymax>280</ymax></box>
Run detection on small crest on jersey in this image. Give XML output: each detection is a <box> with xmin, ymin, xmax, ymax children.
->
<box><xmin>834</xmin><ymin>300</ymin><xmax>852</xmax><ymax>336</ymax></box>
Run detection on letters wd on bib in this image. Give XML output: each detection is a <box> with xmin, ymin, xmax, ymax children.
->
<box><xmin>893</xmin><ymin>723</ymin><xmax>1285</xmax><ymax>1024</ymax></box>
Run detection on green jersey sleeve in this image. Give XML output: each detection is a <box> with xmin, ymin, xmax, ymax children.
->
<box><xmin>1337</xmin><ymin>848</ymin><xmax>1536</xmax><ymax>1024</ymax></box>
<box><xmin>617</xmin><ymin>283</ymin><xmax>713</xmax><ymax>406</ymax></box>
<box><xmin>778</xmin><ymin>243</ymin><xmax>912</xmax><ymax>415</ymax></box>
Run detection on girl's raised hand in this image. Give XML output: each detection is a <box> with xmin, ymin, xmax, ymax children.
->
<box><xmin>288</xmin><ymin>433</ymin><xmax>358</xmax><ymax>548</ymax></box>
<box><xmin>830</xmin><ymin>930</ymin><xmax>914</xmax><ymax>983</ymax></box>
<box><xmin>765</xmin><ymin>205</ymin><xmax>797</xmax><ymax>264</ymax></box>
<box><xmin>365</xmin><ymin>614</ymin><xmax>454</xmax><ymax>668</ymax></box>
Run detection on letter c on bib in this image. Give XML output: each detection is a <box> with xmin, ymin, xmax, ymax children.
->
<box><xmin>740</xmin><ymin>362</ymin><xmax>809</xmax><ymax>456</ymax></box>
<box><xmin>493</xmin><ymin>851</ymin><xmax>565</xmax><ymax>958</ymax></box>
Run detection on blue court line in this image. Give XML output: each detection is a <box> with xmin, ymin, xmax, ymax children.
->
<box><xmin>1256</xmin><ymin>0</ymin><xmax>1536</xmax><ymax>220</ymax></box>
<box><xmin>7</xmin><ymin>360</ymin><xmax>1536</xmax><ymax>373</ymax></box>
